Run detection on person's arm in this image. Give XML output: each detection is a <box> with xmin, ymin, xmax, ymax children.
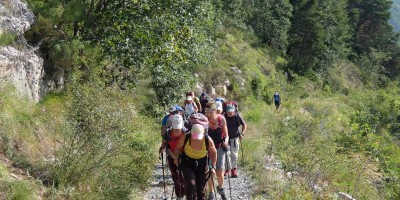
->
<box><xmin>197</xmin><ymin>98</ymin><xmax>202</xmax><ymax>113</ymax></box>
<box><xmin>207</xmin><ymin>137</ymin><xmax>217</xmax><ymax>168</ymax></box>
<box><xmin>159</xmin><ymin>139</ymin><xmax>167</xmax><ymax>153</ymax></box>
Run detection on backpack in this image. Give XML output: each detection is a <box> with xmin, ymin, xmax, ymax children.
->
<box><xmin>187</xmin><ymin>113</ymin><xmax>209</xmax><ymax>133</ymax></box>
<box><xmin>274</xmin><ymin>93</ymin><xmax>280</xmax><ymax>102</ymax></box>
<box><xmin>223</xmin><ymin>101</ymin><xmax>239</xmax><ymax>113</ymax></box>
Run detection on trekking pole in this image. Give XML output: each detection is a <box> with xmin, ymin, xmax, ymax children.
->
<box><xmin>240</xmin><ymin>136</ymin><xmax>245</xmax><ymax>166</ymax></box>
<box><xmin>224</xmin><ymin>148</ymin><xmax>233</xmax><ymax>200</ymax></box>
<box><xmin>160</xmin><ymin>153</ymin><xmax>167</xmax><ymax>200</ymax></box>
<box><xmin>211</xmin><ymin>175</ymin><xmax>217</xmax><ymax>199</ymax></box>
<box><xmin>171</xmin><ymin>187</ymin><xmax>174</xmax><ymax>200</ymax></box>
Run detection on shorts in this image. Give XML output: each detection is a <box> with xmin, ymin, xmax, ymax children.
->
<box><xmin>210</xmin><ymin>146</ymin><xmax>227</xmax><ymax>171</ymax></box>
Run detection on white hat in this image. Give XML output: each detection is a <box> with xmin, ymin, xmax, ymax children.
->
<box><xmin>215</xmin><ymin>101</ymin><xmax>223</xmax><ymax>111</ymax></box>
<box><xmin>191</xmin><ymin>124</ymin><xmax>205</xmax><ymax>140</ymax></box>
<box><xmin>186</xmin><ymin>96</ymin><xmax>193</xmax><ymax>101</ymax></box>
<box><xmin>171</xmin><ymin>115</ymin><xmax>183</xmax><ymax>129</ymax></box>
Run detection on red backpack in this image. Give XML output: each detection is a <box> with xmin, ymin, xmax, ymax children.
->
<box><xmin>223</xmin><ymin>101</ymin><xmax>238</xmax><ymax>113</ymax></box>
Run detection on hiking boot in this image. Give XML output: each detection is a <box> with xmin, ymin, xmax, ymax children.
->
<box><xmin>217</xmin><ymin>187</ymin><xmax>228</xmax><ymax>200</ymax></box>
<box><xmin>208</xmin><ymin>192</ymin><xmax>216</xmax><ymax>200</ymax></box>
<box><xmin>224</xmin><ymin>170</ymin><xmax>230</xmax><ymax>176</ymax></box>
<box><xmin>231</xmin><ymin>168</ymin><xmax>238</xmax><ymax>178</ymax></box>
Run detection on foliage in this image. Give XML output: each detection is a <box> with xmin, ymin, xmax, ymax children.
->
<box><xmin>390</xmin><ymin>0</ymin><xmax>400</xmax><ymax>32</ymax></box>
<box><xmin>287</xmin><ymin>0</ymin><xmax>350</xmax><ymax>74</ymax></box>
<box><xmin>248</xmin><ymin>0</ymin><xmax>293</xmax><ymax>51</ymax></box>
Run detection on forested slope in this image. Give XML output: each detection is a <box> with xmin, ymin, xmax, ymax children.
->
<box><xmin>0</xmin><ymin>0</ymin><xmax>400</xmax><ymax>199</ymax></box>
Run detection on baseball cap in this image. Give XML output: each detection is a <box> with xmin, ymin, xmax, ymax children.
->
<box><xmin>169</xmin><ymin>106</ymin><xmax>177</xmax><ymax>113</ymax></box>
<box><xmin>191</xmin><ymin>124</ymin><xmax>205</xmax><ymax>140</ymax></box>
<box><xmin>175</xmin><ymin>105</ymin><xmax>183</xmax><ymax>111</ymax></box>
<box><xmin>171</xmin><ymin>114</ymin><xmax>184</xmax><ymax>129</ymax></box>
<box><xmin>226</xmin><ymin>105</ymin><xmax>235</xmax><ymax>112</ymax></box>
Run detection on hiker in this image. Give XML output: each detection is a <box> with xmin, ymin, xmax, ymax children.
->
<box><xmin>224</xmin><ymin>104</ymin><xmax>247</xmax><ymax>178</ymax></box>
<box><xmin>183</xmin><ymin>96</ymin><xmax>198</xmax><ymax>118</ymax></box>
<box><xmin>199</xmin><ymin>92</ymin><xmax>209</xmax><ymax>114</ymax></box>
<box><xmin>161</xmin><ymin>105</ymin><xmax>185</xmax><ymax>136</ymax></box>
<box><xmin>206</xmin><ymin>103</ymin><xmax>229</xmax><ymax>200</ymax></box>
<box><xmin>273</xmin><ymin>91</ymin><xmax>281</xmax><ymax>109</ymax></box>
<box><xmin>187</xmin><ymin>91</ymin><xmax>202</xmax><ymax>114</ymax></box>
<box><xmin>161</xmin><ymin>106</ymin><xmax>177</xmax><ymax>137</ymax></box>
<box><xmin>215</xmin><ymin>101</ymin><xmax>223</xmax><ymax>114</ymax></box>
<box><xmin>159</xmin><ymin>115</ymin><xmax>186</xmax><ymax>198</ymax></box>
<box><xmin>175</xmin><ymin>124</ymin><xmax>217</xmax><ymax>200</ymax></box>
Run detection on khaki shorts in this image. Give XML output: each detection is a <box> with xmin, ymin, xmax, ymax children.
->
<box><xmin>210</xmin><ymin>146</ymin><xmax>227</xmax><ymax>170</ymax></box>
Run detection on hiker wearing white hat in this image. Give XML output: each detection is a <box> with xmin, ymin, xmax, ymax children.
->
<box><xmin>159</xmin><ymin>114</ymin><xmax>186</xmax><ymax>198</ymax></box>
<box><xmin>183</xmin><ymin>95</ymin><xmax>198</xmax><ymax>118</ymax></box>
<box><xmin>175</xmin><ymin>124</ymin><xmax>217</xmax><ymax>200</ymax></box>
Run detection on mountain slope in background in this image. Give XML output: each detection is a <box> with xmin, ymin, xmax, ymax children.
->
<box><xmin>390</xmin><ymin>0</ymin><xmax>400</xmax><ymax>32</ymax></box>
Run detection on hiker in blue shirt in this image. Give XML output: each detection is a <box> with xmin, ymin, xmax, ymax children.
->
<box><xmin>273</xmin><ymin>91</ymin><xmax>281</xmax><ymax>109</ymax></box>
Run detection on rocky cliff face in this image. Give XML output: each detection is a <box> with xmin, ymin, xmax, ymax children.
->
<box><xmin>0</xmin><ymin>0</ymin><xmax>44</xmax><ymax>102</ymax></box>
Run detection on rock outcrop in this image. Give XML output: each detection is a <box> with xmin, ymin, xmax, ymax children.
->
<box><xmin>0</xmin><ymin>0</ymin><xmax>44</xmax><ymax>102</ymax></box>
<box><xmin>0</xmin><ymin>46</ymin><xmax>43</xmax><ymax>101</ymax></box>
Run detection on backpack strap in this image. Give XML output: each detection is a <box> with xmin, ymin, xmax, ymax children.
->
<box><xmin>183</xmin><ymin>133</ymin><xmax>191</xmax><ymax>150</ymax></box>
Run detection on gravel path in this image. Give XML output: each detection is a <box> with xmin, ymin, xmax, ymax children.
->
<box><xmin>143</xmin><ymin>161</ymin><xmax>255</xmax><ymax>200</ymax></box>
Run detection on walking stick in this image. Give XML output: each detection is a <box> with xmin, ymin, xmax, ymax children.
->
<box><xmin>240</xmin><ymin>135</ymin><xmax>245</xmax><ymax>166</ymax></box>
<box><xmin>160</xmin><ymin>153</ymin><xmax>167</xmax><ymax>200</ymax></box>
<box><xmin>225</xmin><ymin>149</ymin><xmax>233</xmax><ymax>200</ymax></box>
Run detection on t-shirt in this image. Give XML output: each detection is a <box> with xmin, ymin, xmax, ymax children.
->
<box><xmin>274</xmin><ymin>94</ymin><xmax>280</xmax><ymax>102</ymax></box>
<box><xmin>225</xmin><ymin>113</ymin><xmax>245</xmax><ymax>138</ymax></box>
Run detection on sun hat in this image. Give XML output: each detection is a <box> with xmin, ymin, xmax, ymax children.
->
<box><xmin>215</xmin><ymin>101</ymin><xmax>223</xmax><ymax>111</ymax></box>
<box><xmin>226</xmin><ymin>105</ymin><xmax>235</xmax><ymax>113</ymax></box>
<box><xmin>171</xmin><ymin>114</ymin><xmax>184</xmax><ymax>129</ymax></box>
<box><xmin>191</xmin><ymin>124</ymin><xmax>205</xmax><ymax>140</ymax></box>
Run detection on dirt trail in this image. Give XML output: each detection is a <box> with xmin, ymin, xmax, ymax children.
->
<box><xmin>143</xmin><ymin>161</ymin><xmax>255</xmax><ymax>200</ymax></box>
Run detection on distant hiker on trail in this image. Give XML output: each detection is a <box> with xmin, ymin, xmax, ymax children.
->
<box><xmin>200</xmin><ymin>92</ymin><xmax>209</xmax><ymax>114</ymax></box>
<box><xmin>183</xmin><ymin>96</ymin><xmax>198</xmax><ymax>118</ymax></box>
<box><xmin>224</xmin><ymin>104</ymin><xmax>247</xmax><ymax>178</ymax></box>
<box><xmin>187</xmin><ymin>91</ymin><xmax>202</xmax><ymax>114</ymax></box>
<box><xmin>159</xmin><ymin>115</ymin><xmax>186</xmax><ymax>199</ymax></box>
<box><xmin>273</xmin><ymin>91</ymin><xmax>281</xmax><ymax>109</ymax></box>
<box><xmin>206</xmin><ymin>103</ymin><xmax>229</xmax><ymax>200</ymax></box>
<box><xmin>175</xmin><ymin>124</ymin><xmax>217</xmax><ymax>200</ymax></box>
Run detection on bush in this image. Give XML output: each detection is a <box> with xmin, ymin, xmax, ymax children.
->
<box><xmin>52</xmin><ymin>81</ymin><xmax>158</xmax><ymax>198</ymax></box>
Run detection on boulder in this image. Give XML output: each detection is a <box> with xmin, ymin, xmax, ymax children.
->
<box><xmin>0</xmin><ymin>0</ymin><xmax>46</xmax><ymax>102</ymax></box>
<box><xmin>0</xmin><ymin>0</ymin><xmax>34</xmax><ymax>35</ymax></box>
<box><xmin>0</xmin><ymin>46</ymin><xmax>44</xmax><ymax>102</ymax></box>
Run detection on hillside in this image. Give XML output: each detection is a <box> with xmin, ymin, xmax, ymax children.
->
<box><xmin>1</xmin><ymin>0</ymin><xmax>400</xmax><ymax>199</ymax></box>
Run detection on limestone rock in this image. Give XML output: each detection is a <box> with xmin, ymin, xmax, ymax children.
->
<box><xmin>0</xmin><ymin>46</ymin><xmax>44</xmax><ymax>102</ymax></box>
<box><xmin>0</xmin><ymin>0</ymin><xmax>34</xmax><ymax>35</ymax></box>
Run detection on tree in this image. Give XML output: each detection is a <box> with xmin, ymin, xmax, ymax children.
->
<box><xmin>348</xmin><ymin>0</ymin><xmax>400</xmax><ymax>78</ymax></box>
<box><xmin>287</xmin><ymin>0</ymin><xmax>350</xmax><ymax>74</ymax></box>
<box><xmin>249</xmin><ymin>0</ymin><xmax>293</xmax><ymax>51</ymax></box>
<box><xmin>27</xmin><ymin>0</ymin><xmax>218</xmax><ymax>108</ymax></box>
